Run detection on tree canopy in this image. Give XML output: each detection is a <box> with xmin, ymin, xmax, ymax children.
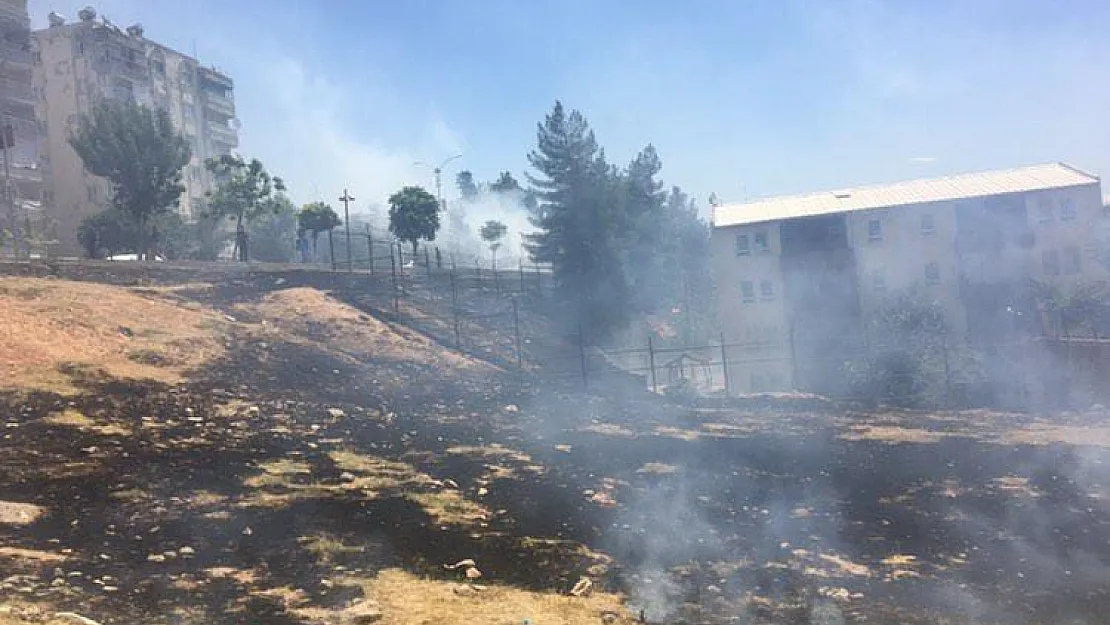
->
<box><xmin>205</xmin><ymin>154</ymin><xmax>286</xmax><ymax>228</ymax></box>
<box><xmin>68</xmin><ymin>99</ymin><xmax>191</xmax><ymax>258</ymax></box>
<box><xmin>524</xmin><ymin>100</ymin><xmax>711</xmax><ymax>342</ymax></box>
<box><xmin>388</xmin><ymin>186</ymin><xmax>440</xmax><ymax>254</ymax></box>
<box><xmin>456</xmin><ymin>170</ymin><xmax>480</xmax><ymax>201</ymax></box>
<box><xmin>297</xmin><ymin>201</ymin><xmax>342</xmax><ymax>259</ymax></box>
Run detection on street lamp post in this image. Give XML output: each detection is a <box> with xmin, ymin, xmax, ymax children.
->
<box><xmin>339</xmin><ymin>188</ymin><xmax>355</xmax><ymax>272</ymax></box>
<box><xmin>415</xmin><ymin>154</ymin><xmax>462</xmax><ymax>211</ymax></box>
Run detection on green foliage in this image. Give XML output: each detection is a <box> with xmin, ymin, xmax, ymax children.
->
<box><xmin>249</xmin><ymin>195</ymin><xmax>298</xmax><ymax>262</ymax></box>
<box><xmin>204</xmin><ymin>154</ymin><xmax>286</xmax><ymax>228</ymax></box>
<box><xmin>297</xmin><ymin>201</ymin><xmax>342</xmax><ymax>260</ymax></box>
<box><xmin>847</xmin><ymin>293</ymin><xmax>986</xmax><ymax>407</ymax></box>
<box><xmin>456</xmin><ymin>170</ymin><xmax>480</xmax><ymax>201</ymax></box>
<box><xmin>1031</xmin><ymin>280</ymin><xmax>1110</xmax><ymax>338</ymax></box>
<box><xmin>77</xmin><ymin>209</ymin><xmax>131</xmax><ymax>258</ymax></box>
<box><xmin>524</xmin><ymin>101</ymin><xmax>712</xmax><ymax>343</ymax></box>
<box><xmin>68</xmin><ymin>99</ymin><xmax>191</xmax><ymax>257</ymax></box>
<box><xmin>488</xmin><ymin>171</ymin><xmax>522</xmax><ymax>194</ymax></box>
<box><xmin>388</xmin><ymin>185</ymin><xmax>440</xmax><ymax>253</ymax></box>
<box><xmin>479</xmin><ymin>220</ymin><xmax>507</xmax><ymax>247</ymax></box>
<box><xmin>480</xmin><ymin>219</ymin><xmax>508</xmax><ymax>270</ymax></box>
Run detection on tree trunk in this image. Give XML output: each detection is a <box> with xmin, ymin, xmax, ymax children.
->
<box><xmin>411</xmin><ymin>240</ymin><xmax>419</xmax><ymax>257</ymax></box>
<box><xmin>138</xmin><ymin>214</ymin><xmax>149</xmax><ymax>262</ymax></box>
<box><xmin>312</xmin><ymin>232</ymin><xmax>319</xmax><ymax>261</ymax></box>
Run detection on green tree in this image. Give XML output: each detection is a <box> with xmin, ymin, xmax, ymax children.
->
<box><xmin>622</xmin><ymin>145</ymin><xmax>668</xmax><ymax>313</ymax></box>
<box><xmin>488</xmin><ymin>171</ymin><xmax>522</xmax><ymax>194</ymax></box>
<box><xmin>388</xmin><ymin>185</ymin><xmax>440</xmax><ymax>255</ymax></box>
<box><xmin>77</xmin><ymin>209</ymin><xmax>130</xmax><ymax>259</ymax></box>
<box><xmin>479</xmin><ymin>219</ymin><xmax>508</xmax><ymax>271</ymax></box>
<box><xmin>525</xmin><ymin>101</ymin><xmax>630</xmax><ymax>341</ymax></box>
<box><xmin>205</xmin><ymin>154</ymin><xmax>286</xmax><ymax>260</ymax></box>
<box><xmin>68</xmin><ymin>99</ymin><xmax>191</xmax><ymax>259</ymax></box>
<box><xmin>297</xmin><ymin>201</ymin><xmax>342</xmax><ymax>261</ymax></box>
<box><xmin>249</xmin><ymin>195</ymin><xmax>298</xmax><ymax>263</ymax></box>
<box><xmin>456</xmin><ymin>170</ymin><xmax>480</xmax><ymax>201</ymax></box>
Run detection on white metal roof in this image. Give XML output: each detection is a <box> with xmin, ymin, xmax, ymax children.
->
<box><xmin>713</xmin><ymin>163</ymin><xmax>1099</xmax><ymax>228</ymax></box>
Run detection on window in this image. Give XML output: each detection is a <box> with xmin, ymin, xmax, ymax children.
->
<box><xmin>760</xmin><ymin>279</ymin><xmax>774</xmax><ymax>299</ymax></box>
<box><xmin>868</xmin><ymin>218</ymin><xmax>882</xmax><ymax>241</ymax></box>
<box><xmin>735</xmin><ymin>234</ymin><xmax>750</xmax><ymax>256</ymax></box>
<box><xmin>1063</xmin><ymin>246</ymin><xmax>1081</xmax><ymax>275</ymax></box>
<box><xmin>754</xmin><ymin>230</ymin><xmax>770</xmax><ymax>253</ymax></box>
<box><xmin>1060</xmin><ymin>199</ymin><xmax>1077</xmax><ymax>221</ymax></box>
<box><xmin>925</xmin><ymin>262</ymin><xmax>940</xmax><ymax>285</ymax></box>
<box><xmin>873</xmin><ymin>272</ymin><xmax>886</xmax><ymax>291</ymax></box>
<box><xmin>182</xmin><ymin>103</ymin><xmax>195</xmax><ymax>119</ymax></box>
<box><xmin>1042</xmin><ymin>249</ymin><xmax>1060</xmax><ymax>276</ymax></box>
<box><xmin>921</xmin><ymin>213</ymin><xmax>935</xmax><ymax>235</ymax></box>
<box><xmin>1038</xmin><ymin>199</ymin><xmax>1054</xmax><ymax>222</ymax></box>
<box><xmin>740</xmin><ymin>281</ymin><xmax>755</xmax><ymax>303</ymax></box>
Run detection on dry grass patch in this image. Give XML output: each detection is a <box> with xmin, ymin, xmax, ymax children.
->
<box><xmin>237</xmin><ymin>288</ymin><xmax>490</xmax><ymax>371</ymax></box>
<box><xmin>838</xmin><ymin>425</ymin><xmax>953</xmax><ymax>444</ymax></box>
<box><xmin>0</xmin><ymin>277</ymin><xmax>227</xmax><ymax>393</ymax></box>
<box><xmin>299</xmin><ymin>533</ymin><xmax>367</xmax><ymax>564</ymax></box>
<box><xmin>406</xmin><ymin>492</ymin><xmax>489</xmax><ymax>527</ymax></box>
<box><xmin>40</xmin><ymin>409</ymin><xmax>131</xmax><ymax>437</ymax></box>
<box><xmin>361</xmin><ymin>568</ymin><xmax>635</xmax><ymax>625</ymax></box>
<box><xmin>636</xmin><ymin>462</ymin><xmax>679</xmax><ymax>475</ymax></box>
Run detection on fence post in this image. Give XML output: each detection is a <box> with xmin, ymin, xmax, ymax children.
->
<box><xmin>578</xmin><ymin>320</ymin><xmax>589</xmax><ymax>391</ymax></box>
<box><xmin>366</xmin><ymin>226</ymin><xmax>374</xmax><ymax>275</ymax></box>
<box><xmin>425</xmin><ymin>247</ymin><xmax>432</xmax><ymax>277</ymax></box>
<box><xmin>328</xmin><ymin>229</ymin><xmax>336</xmax><ymax>271</ymax></box>
<box><xmin>450</xmin><ymin>269</ymin><xmax>461</xmax><ymax>348</ymax></box>
<box><xmin>389</xmin><ymin>243</ymin><xmax>399</xmax><ymax>317</ymax></box>
<box><xmin>788</xmin><ymin>319</ymin><xmax>800</xmax><ymax>391</ymax></box>
<box><xmin>648</xmin><ymin>336</ymin><xmax>658</xmax><ymax>394</ymax></box>
<box><xmin>942</xmin><ymin>329</ymin><xmax>952</xmax><ymax>408</ymax></box>
<box><xmin>512</xmin><ymin>297</ymin><xmax>522</xmax><ymax>370</ymax></box>
<box><xmin>720</xmin><ymin>332</ymin><xmax>730</xmax><ymax>396</ymax></box>
<box><xmin>519</xmin><ymin>260</ymin><xmax>525</xmax><ymax>295</ymax></box>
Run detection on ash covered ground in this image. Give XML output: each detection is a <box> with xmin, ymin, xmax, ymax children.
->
<box><xmin>0</xmin><ymin>264</ymin><xmax>1108</xmax><ymax>625</ymax></box>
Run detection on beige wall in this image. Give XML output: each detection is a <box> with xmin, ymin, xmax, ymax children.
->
<box><xmin>711</xmin><ymin>221</ymin><xmax>793</xmax><ymax>392</ymax></box>
<box><xmin>850</xmin><ymin>200</ymin><xmax>967</xmax><ymax>338</ymax></box>
<box><xmin>1024</xmin><ymin>183</ymin><xmax>1108</xmax><ymax>289</ymax></box>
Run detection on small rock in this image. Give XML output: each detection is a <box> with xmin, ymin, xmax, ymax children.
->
<box><xmin>601</xmin><ymin>611</ymin><xmax>619</xmax><ymax>624</ymax></box>
<box><xmin>343</xmin><ymin>599</ymin><xmax>382</xmax><ymax>624</ymax></box>
<box><xmin>443</xmin><ymin>479</ymin><xmax>459</xmax><ymax>490</ymax></box>
<box><xmin>464</xmin><ymin>567</ymin><xmax>482</xmax><ymax>580</ymax></box>
<box><xmin>55</xmin><ymin>613</ymin><xmax>102</xmax><ymax>625</ymax></box>
<box><xmin>339</xmin><ymin>472</ymin><xmax>357</xmax><ymax>482</ymax></box>
<box><xmin>503</xmin><ymin>405</ymin><xmax>519</xmax><ymax>413</ymax></box>
<box><xmin>147</xmin><ymin>554</ymin><xmax>166</xmax><ymax>563</ymax></box>
<box><xmin>247</xmin><ymin>406</ymin><xmax>261</xmax><ymax>416</ymax></box>
<box><xmin>327</xmin><ymin>408</ymin><xmax>345</xmax><ymax>418</ymax></box>
<box><xmin>178</xmin><ymin>546</ymin><xmax>195</xmax><ymax>557</ymax></box>
<box><xmin>102</xmin><ymin>586</ymin><xmax>119</xmax><ymax>593</ymax></box>
<box><xmin>477</xmin><ymin>487</ymin><xmax>488</xmax><ymax>497</ymax></box>
<box><xmin>443</xmin><ymin>559</ymin><xmax>476</xmax><ymax>570</ymax></box>
<box><xmin>242</xmin><ymin>526</ymin><xmax>253</xmax><ymax>536</ymax></box>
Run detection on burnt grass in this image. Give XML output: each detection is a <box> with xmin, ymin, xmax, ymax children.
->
<box><xmin>2</xmin><ymin>266</ymin><xmax>1110</xmax><ymax>624</ymax></box>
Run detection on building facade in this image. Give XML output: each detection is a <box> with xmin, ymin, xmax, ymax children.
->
<box><xmin>33</xmin><ymin>6</ymin><xmax>238</xmax><ymax>254</ymax></box>
<box><xmin>0</xmin><ymin>0</ymin><xmax>43</xmax><ymax>253</ymax></box>
<box><xmin>711</xmin><ymin>163</ymin><xmax>1107</xmax><ymax>394</ymax></box>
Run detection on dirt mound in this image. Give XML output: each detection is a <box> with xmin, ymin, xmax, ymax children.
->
<box><xmin>239</xmin><ymin>288</ymin><xmax>492</xmax><ymax>372</ymax></box>
<box><xmin>0</xmin><ymin>278</ymin><xmax>227</xmax><ymax>393</ymax></box>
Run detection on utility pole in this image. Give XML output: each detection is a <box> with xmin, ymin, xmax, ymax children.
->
<box><xmin>415</xmin><ymin>154</ymin><xmax>462</xmax><ymax>211</ymax></box>
<box><xmin>339</xmin><ymin>188</ymin><xmax>355</xmax><ymax>272</ymax></box>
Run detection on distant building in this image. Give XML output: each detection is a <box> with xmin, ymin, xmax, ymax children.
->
<box><xmin>0</xmin><ymin>0</ymin><xmax>43</xmax><ymax>251</ymax></box>
<box><xmin>710</xmin><ymin>163</ymin><xmax>1107</xmax><ymax>394</ymax></box>
<box><xmin>33</xmin><ymin>6</ymin><xmax>239</xmax><ymax>254</ymax></box>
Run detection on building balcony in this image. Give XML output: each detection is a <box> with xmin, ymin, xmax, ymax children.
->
<box><xmin>203</xmin><ymin>91</ymin><xmax>235</xmax><ymax>117</ymax></box>
<box><xmin>0</xmin><ymin>77</ymin><xmax>34</xmax><ymax>104</ymax></box>
<box><xmin>206</xmin><ymin>120</ymin><xmax>238</xmax><ymax>148</ymax></box>
<box><xmin>118</xmin><ymin>60</ymin><xmax>148</xmax><ymax>81</ymax></box>
<box><xmin>198</xmin><ymin>66</ymin><xmax>233</xmax><ymax>89</ymax></box>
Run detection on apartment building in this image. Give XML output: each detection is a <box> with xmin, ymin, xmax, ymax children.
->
<box><xmin>33</xmin><ymin>6</ymin><xmax>239</xmax><ymax>254</ymax></box>
<box><xmin>710</xmin><ymin>163</ymin><xmax>1106</xmax><ymax>394</ymax></box>
<box><xmin>0</xmin><ymin>0</ymin><xmax>43</xmax><ymax>252</ymax></box>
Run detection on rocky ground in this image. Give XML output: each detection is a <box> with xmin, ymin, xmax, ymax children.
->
<box><xmin>1</xmin><ymin>265</ymin><xmax>1109</xmax><ymax>625</ymax></box>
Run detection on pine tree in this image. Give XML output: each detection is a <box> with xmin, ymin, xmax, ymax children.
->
<box><xmin>525</xmin><ymin>101</ymin><xmax>630</xmax><ymax>340</ymax></box>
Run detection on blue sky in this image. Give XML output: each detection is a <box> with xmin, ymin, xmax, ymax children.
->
<box><xmin>28</xmin><ymin>0</ymin><xmax>1110</xmax><ymax>216</ymax></box>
